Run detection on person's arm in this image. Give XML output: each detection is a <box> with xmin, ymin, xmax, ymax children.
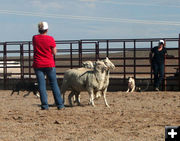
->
<box><xmin>149</xmin><ymin>52</ymin><xmax>152</xmax><ymax>64</ymax></box>
<box><xmin>166</xmin><ymin>54</ymin><xmax>175</xmax><ymax>59</ymax></box>
<box><xmin>149</xmin><ymin>48</ymin><xmax>154</xmax><ymax>64</ymax></box>
<box><xmin>52</xmin><ymin>47</ymin><xmax>57</xmax><ymax>55</ymax></box>
<box><xmin>164</xmin><ymin>48</ymin><xmax>175</xmax><ymax>59</ymax></box>
<box><xmin>32</xmin><ymin>36</ymin><xmax>35</xmax><ymax>47</ymax></box>
<box><xmin>50</xmin><ymin>37</ymin><xmax>57</xmax><ymax>55</ymax></box>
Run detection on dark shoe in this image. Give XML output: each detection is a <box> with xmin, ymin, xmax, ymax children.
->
<box><xmin>57</xmin><ymin>107</ymin><xmax>65</xmax><ymax>110</ymax></box>
<box><xmin>41</xmin><ymin>107</ymin><xmax>49</xmax><ymax>110</ymax></box>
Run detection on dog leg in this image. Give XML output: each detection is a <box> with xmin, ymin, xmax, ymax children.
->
<box><xmin>36</xmin><ymin>93</ymin><xmax>40</xmax><ymax>98</ymax></box>
<box><xmin>11</xmin><ymin>90</ymin><xmax>15</xmax><ymax>96</ymax></box>
<box><xmin>23</xmin><ymin>91</ymin><xmax>31</xmax><ymax>97</ymax></box>
<box><xmin>126</xmin><ymin>89</ymin><xmax>130</xmax><ymax>92</ymax></box>
<box><xmin>33</xmin><ymin>90</ymin><xmax>40</xmax><ymax>98</ymax></box>
<box><xmin>131</xmin><ymin>86</ymin><xmax>135</xmax><ymax>92</ymax></box>
<box><xmin>35</xmin><ymin>91</ymin><xmax>40</xmax><ymax>98</ymax></box>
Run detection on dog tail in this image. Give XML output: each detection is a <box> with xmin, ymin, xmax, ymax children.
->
<box><xmin>138</xmin><ymin>80</ymin><xmax>150</xmax><ymax>92</ymax></box>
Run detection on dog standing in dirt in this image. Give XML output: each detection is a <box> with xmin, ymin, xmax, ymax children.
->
<box><xmin>126</xmin><ymin>77</ymin><xmax>136</xmax><ymax>92</ymax></box>
<box><xmin>11</xmin><ymin>81</ymin><xmax>40</xmax><ymax>98</ymax></box>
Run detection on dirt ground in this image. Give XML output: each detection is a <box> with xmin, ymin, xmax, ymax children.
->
<box><xmin>0</xmin><ymin>90</ymin><xmax>180</xmax><ymax>141</ymax></box>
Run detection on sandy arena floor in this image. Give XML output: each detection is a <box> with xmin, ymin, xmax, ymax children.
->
<box><xmin>0</xmin><ymin>90</ymin><xmax>180</xmax><ymax>141</ymax></box>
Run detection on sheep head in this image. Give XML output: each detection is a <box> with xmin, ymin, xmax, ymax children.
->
<box><xmin>94</xmin><ymin>60</ymin><xmax>107</xmax><ymax>72</ymax></box>
<box><xmin>103</xmin><ymin>57</ymin><xmax>115</xmax><ymax>70</ymax></box>
<box><xmin>82</xmin><ymin>61</ymin><xmax>94</xmax><ymax>69</ymax></box>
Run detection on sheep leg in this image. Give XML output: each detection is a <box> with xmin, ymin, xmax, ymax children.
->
<box><xmin>68</xmin><ymin>91</ymin><xmax>75</xmax><ymax>107</ymax></box>
<box><xmin>61</xmin><ymin>87</ymin><xmax>67</xmax><ymax>104</ymax></box>
<box><xmin>78</xmin><ymin>94</ymin><xmax>81</xmax><ymax>103</ymax></box>
<box><xmin>88</xmin><ymin>90</ymin><xmax>95</xmax><ymax>107</ymax></box>
<box><xmin>61</xmin><ymin>81</ymin><xmax>68</xmax><ymax>104</ymax></box>
<box><xmin>73</xmin><ymin>95</ymin><xmax>76</xmax><ymax>103</ymax></box>
<box><xmin>102</xmin><ymin>89</ymin><xmax>110</xmax><ymax>108</ymax></box>
<box><xmin>62</xmin><ymin>93</ymin><xmax>65</xmax><ymax>104</ymax></box>
<box><xmin>95</xmin><ymin>91</ymin><xmax>101</xmax><ymax>100</ymax></box>
<box><xmin>73</xmin><ymin>94</ymin><xmax>81</xmax><ymax>104</ymax></box>
<box><xmin>73</xmin><ymin>94</ymin><xmax>80</xmax><ymax>103</ymax></box>
<box><xmin>75</xmin><ymin>93</ymin><xmax>81</xmax><ymax>106</ymax></box>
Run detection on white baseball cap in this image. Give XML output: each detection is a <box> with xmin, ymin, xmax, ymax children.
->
<box><xmin>159</xmin><ymin>40</ymin><xmax>164</xmax><ymax>44</ymax></box>
<box><xmin>38</xmin><ymin>21</ymin><xmax>48</xmax><ymax>30</ymax></box>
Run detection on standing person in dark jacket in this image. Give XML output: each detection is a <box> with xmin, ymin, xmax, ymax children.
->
<box><xmin>33</xmin><ymin>21</ymin><xmax>65</xmax><ymax>110</ymax></box>
<box><xmin>150</xmin><ymin>40</ymin><xmax>167</xmax><ymax>91</ymax></box>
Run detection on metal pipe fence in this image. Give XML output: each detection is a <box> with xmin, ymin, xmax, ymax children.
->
<box><xmin>0</xmin><ymin>36</ymin><xmax>179</xmax><ymax>90</ymax></box>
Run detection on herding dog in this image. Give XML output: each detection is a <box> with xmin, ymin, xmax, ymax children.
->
<box><xmin>126</xmin><ymin>77</ymin><xmax>136</xmax><ymax>92</ymax></box>
<box><xmin>11</xmin><ymin>81</ymin><xmax>40</xmax><ymax>98</ymax></box>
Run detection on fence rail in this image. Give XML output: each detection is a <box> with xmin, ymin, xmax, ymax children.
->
<box><xmin>0</xmin><ymin>36</ymin><xmax>180</xmax><ymax>90</ymax></box>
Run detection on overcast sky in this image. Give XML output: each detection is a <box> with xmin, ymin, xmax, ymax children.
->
<box><xmin>0</xmin><ymin>0</ymin><xmax>180</xmax><ymax>41</ymax></box>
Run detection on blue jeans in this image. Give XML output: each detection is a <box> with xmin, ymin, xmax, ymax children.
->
<box><xmin>152</xmin><ymin>62</ymin><xmax>164</xmax><ymax>89</ymax></box>
<box><xmin>34</xmin><ymin>67</ymin><xmax>64</xmax><ymax>109</ymax></box>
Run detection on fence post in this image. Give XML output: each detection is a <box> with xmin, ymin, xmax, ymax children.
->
<box><xmin>78</xmin><ymin>40</ymin><xmax>82</xmax><ymax>67</ymax></box>
<box><xmin>3</xmin><ymin>43</ymin><xmax>7</xmax><ymax>89</ymax></box>
<box><xmin>70</xmin><ymin>43</ymin><xmax>73</xmax><ymax>69</ymax></box>
<box><xmin>123</xmin><ymin>41</ymin><xmax>126</xmax><ymax>82</ymax></box>
<box><xmin>28</xmin><ymin>42</ymin><xmax>31</xmax><ymax>79</ymax></box>
<box><xmin>95</xmin><ymin>41</ymin><xmax>99</xmax><ymax>60</ymax></box>
<box><xmin>106</xmin><ymin>40</ymin><xmax>109</xmax><ymax>57</ymax></box>
<box><xmin>179</xmin><ymin>34</ymin><xmax>180</xmax><ymax>90</ymax></box>
<box><xmin>150</xmin><ymin>41</ymin><xmax>153</xmax><ymax>84</ymax></box>
<box><xmin>20</xmin><ymin>44</ymin><xmax>24</xmax><ymax>80</ymax></box>
<box><xmin>133</xmin><ymin>40</ymin><xmax>136</xmax><ymax>79</ymax></box>
<box><xmin>163</xmin><ymin>40</ymin><xmax>167</xmax><ymax>91</ymax></box>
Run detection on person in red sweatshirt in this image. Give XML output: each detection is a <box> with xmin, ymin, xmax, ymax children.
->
<box><xmin>33</xmin><ymin>21</ymin><xmax>64</xmax><ymax>110</ymax></box>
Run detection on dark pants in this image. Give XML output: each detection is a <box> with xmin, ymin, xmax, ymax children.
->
<box><xmin>152</xmin><ymin>62</ymin><xmax>164</xmax><ymax>89</ymax></box>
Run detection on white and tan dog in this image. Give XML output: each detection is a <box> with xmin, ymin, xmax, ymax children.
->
<box><xmin>126</xmin><ymin>77</ymin><xmax>135</xmax><ymax>92</ymax></box>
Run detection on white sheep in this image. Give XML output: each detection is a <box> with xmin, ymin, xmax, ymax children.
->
<box><xmin>61</xmin><ymin>60</ymin><xmax>108</xmax><ymax>107</ymax></box>
<box><xmin>96</xmin><ymin>57</ymin><xmax>115</xmax><ymax>99</ymax></box>
<box><xmin>80</xmin><ymin>57</ymin><xmax>115</xmax><ymax>100</ymax></box>
<box><xmin>82</xmin><ymin>61</ymin><xmax>94</xmax><ymax>69</ymax></box>
<box><xmin>72</xmin><ymin>60</ymin><xmax>94</xmax><ymax>103</ymax></box>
